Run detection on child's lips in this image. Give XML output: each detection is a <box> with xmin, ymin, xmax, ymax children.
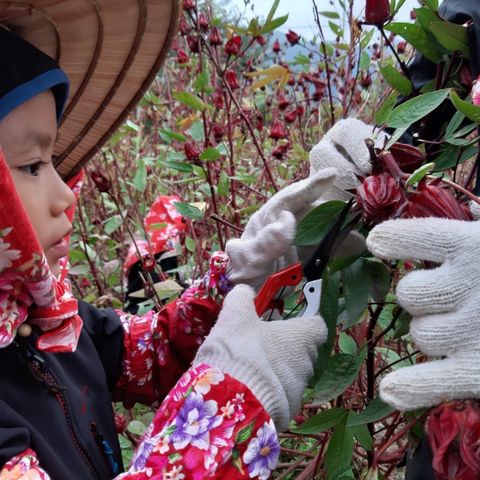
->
<box><xmin>48</xmin><ymin>237</ymin><xmax>69</xmax><ymax>258</ymax></box>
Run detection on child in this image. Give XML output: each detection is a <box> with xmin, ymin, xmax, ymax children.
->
<box><xmin>0</xmin><ymin>3</ymin><xmax>337</xmax><ymax>478</ymax></box>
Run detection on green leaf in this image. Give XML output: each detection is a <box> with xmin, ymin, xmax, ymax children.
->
<box><xmin>325</xmin><ymin>412</ymin><xmax>354</xmax><ymax>480</ymax></box>
<box><xmin>200</xmin><ymin>147</ymin><xmax>221</xmax><ymax>161</ymax></box>
<box><xmin>329</xmin><ymin>21</ymin><xmax>342</xmax><ymax>37</ymax></box>
<box><xmin>339</xmin><ymin>332</ymin><xmax>357</xmax><ymax>355</ymax></box>
<box><xmin>292</xmin><ymin>408</ymin><xmax>346</xmax><ymax>434</ymax></box>
<box><xmin>172</xmin><ymin>91</ymin><xmax>206</xmax><ymax>111</ymax></box>
<box><xmin>313</xmin><ymin>353</ymin><xmax>362</xmax><ymax>402</ymax></box>
<box><xmin>295</xmin><ymin>200</ymin><xmax>347</xmax><ymax>246</ymax></box>
<box><xmin>379</xmin><ymin>65</ymin><xmax>412</xmax><ymax>96</ymax></box>
<box><xmin>69</xmin><ymin>264</ymin><xmax>90</xmax><ymax>276</ymax></box>
<box><xmin>158</xmin><ymin>159</ymin><xmax>193</xmax><ymax>173</ymax></box>
<box><xmin>351</xmin><ymin>423</ymin><xmax>373</xmax><ymax>451</ymax></box>
<box><xmin>391</xmin><ymin>0</ymin><xmax>408</xmax><ymax>16</ymax></box>
<box><xmin>365</xmin><ymin>259</ymin><xmax>391</xmax><ymax>303</ymax></box>
<box><xmin>343</xmin><ymin>258</ymin><xmax>372</xmax><ymax>328</ymax></box>
<box><xmin>127</xmin><ymin>420</ymin><xmax>147</xmax><ymax>436</ymax></box>
<box><xmin>125</xmin><ymin>119</ymin><xmax>140</xmax><ymax>133</ymax></box>
<box><xmin>360</xmin><ymin>28</ymin><xmax>375</xmax><ymax>49</ymax></box>
<box><xmin>450</xmin><ymin>90</ymin><xmax>480</xmax><ymax>123</ymax></box>
<box><xmin>359</xmin><ymin>51</ymin><xmax>371</xmax><ymax>71</ymax></box>
<box><xmin>261</xmin><ymin>14</ymin><xmax>289</xmax><ymax>34</ymax></box>
<box><xmin>159</xmin><ymin>129</ymin><xmax>186</xmax><ymax>142</ymax></box>
<box><xmin>445</xmin><ymin>110</ymin><xmax>466</xmax><ymax>139</ymax></box>
<box><xmin>174</xmin><ymin>202</ymin><xmax>204</xmax><ymax>220</ymax></box>
<box><xmin>430</xmin><ymin>21</ymin><xmax>469</xmax><ymax>57</ymax></box>
<box><xmin>433</xmin><ymin>145</ymin><xmax>477</xmax><ymax>171</ymax></box>
<box><xmin>375</xmin><ymin>91</ymin><xmax>399</xmax><ymax>125</ymax></box>
<box><xmin>421</xmin><ymin>0</ymin><xmax>438</xmax><ymax>11</ymax></box>
<box><xmin>193</xmin><ymin>68</ymin><xmax>211</xmax><ymax>93</ymax></box>
<box><xmin>387</xmin><ymin>89</ymin><xmax>450</xmax><ymax>129</ymax></box>
<box><xmin>385</xmin><ymin>23</ymin><xmax>442</xmax><ymax>62</ymax></box>
<box><xmin>185</xmin><ymin>236</ymin><xmax>196</xmax><ymax>253</ymax></box>
<box><xmin>348</xmin><ymin>397</ymin><xmax>396</xmax><ymax>426</ymax></box>
<box><xmin>320</xmin><ymin>11</ymin><xmax>340</xmax><ymax>19</ymax></box>
<box><xmin>405</xmin><ymin>162</ymin><xmax>435</xmax><ymax>186</ymax></box>
<box><xmin>414</xmin><ymin>7</ymin><xmax>439</xmax><ymax>31</ymax></box>
<box><xmin>393</xmin><ymin>309</ymin><xmax>412</xmax><ymax>339</ymax></box>
<box><xmin>236</xmin><ymin>421</ymin><xmax>255</xmax><ymax>443</ymax></box>
<box><xmin>133</xmin><ymin>159</ymin><xmax>147</xmax><ymax>192</ymax></box>
<box><xmin>217</xmin><ymin>171</ymin><xmax>229</xmax><ymax>196</ymax></box>
<box><xmin>266</xmin><ymin>0</ymin><xmax>279</xmax><ymax>24</ymax></box>
<box><xmin>104</xmin><ymin>215</ymin><xmax>123</xmax><ymax>235</ymax></box>
<box><xmin>187</xmin><ymin>120</ymin><xmax>205</xmax><ymax>141</ymax></box>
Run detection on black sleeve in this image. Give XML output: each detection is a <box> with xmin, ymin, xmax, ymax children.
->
<box><xmin>405</xmin><ymin>438</ymin><xmax>436</xmax><ymax>480</ymax></box>
<box><xmin>77</xmin><ymin>301</ymin><xmax>125</xmax><ymax>392</ymax></box>
<box><xmin>0</xmin><ymin>424</ymin><xmax>30</xmax><ymax>467</ymax></box>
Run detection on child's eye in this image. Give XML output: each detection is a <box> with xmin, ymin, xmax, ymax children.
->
<box><xmin>19</xmin><ymin>161</ymin><xmax>44</xmax><ymax>177</ymax></box>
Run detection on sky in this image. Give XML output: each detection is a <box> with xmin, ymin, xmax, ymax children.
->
<box><xmin>225</xmin><ymin>0</ymin><xmax>430</xmax><ymax>41</ymax></box>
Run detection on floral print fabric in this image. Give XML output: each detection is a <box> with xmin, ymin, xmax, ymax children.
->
<box><xmin>113</xmin><ymin>251</ymin><xmax>232</xmax><ymax>407</ymax></box>
<box><xmin>0</xmin><ymin>366</ymin><xmax>279</xmax><ymax>479</ymax></box>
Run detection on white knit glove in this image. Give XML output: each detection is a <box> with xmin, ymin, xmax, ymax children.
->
<box><xmin>194</xmin><ymin>284</ymin><xmax>327</xmax><ymax>431</ymax></box>
<box><xmin>309</xmin><ymin>118</ymin><xmax>385</xmax><ymax>201</ymax></box>
<box><xmin>366</xmin><ymin>217</ymin><xmax>480</xmax><ymax>411</ymax></box>
<box><xmin>226</xmin><ymin>168</ymin><xmax>337</xmax><ymax>290</ymax></box>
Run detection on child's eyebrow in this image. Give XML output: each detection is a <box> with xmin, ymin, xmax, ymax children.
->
<box><xmin>12</xmin><ymin>130</ymin><xmax>58</xmax><ymax>151</ymax></box>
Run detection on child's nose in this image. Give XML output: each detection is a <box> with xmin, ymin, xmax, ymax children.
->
<box><xmin>50</xmin><ymin>170</ymin><xmax>75</xmax><ymax>216</ymax></box>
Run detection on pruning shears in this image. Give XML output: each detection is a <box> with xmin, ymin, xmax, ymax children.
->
<box><xmin>254</xmin><ymin>199</ymin><xmax>355</xmax><ymax>318</ymax></box>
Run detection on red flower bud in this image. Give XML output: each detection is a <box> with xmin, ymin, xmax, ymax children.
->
<box><xmin>410</xmin><ymin>9</ymin><xmax>416</xmax><ymax>20</ymax></box>
<box><xmin>179</xmin><ymin>17</ymin><xmax>191</xmax><ymax>35</ymax></box>
<box><xmin>269</xmin><ymin>120</ymin><xmax>289</xmax><ymax>140</ymax></box>
<box><xmin>272</xmin><ymin>141</ymin><xmax>290</xmax><ymax>159</ymax></box>
<box><xmin>403</xmin><ymin>178</ymin><xmax>472</xmax><ymax>221</ymax></box>
<box><xmin>186</xmin><ymin>34</ymin><xmax>200</xmax><ymax>53</ymax></box>
<box><xmin>356</xmin><ymin>173</ymin><xmax>406</xmax><ymax>225</ymax></box>
<box><xmin>389</xmin><ymin>142</ymin><xmax>426</xmax><ymax>173</ymax></box>
<box><xmin>255</xmin><ymin>114</ymin><xmax>264</xmax><ymax>131</ymax></box>
<box><xmin>285</xmin><ymin>30</ymin><xmax>300</xmax><ymax>46</ymax></box>
<box><xmin>212</xmin><ymin>90</ymin><xmax>224</xmax><ymax>109</ymax></box>
<box><xmin>273</xmin><ymin>39</ymin><xmax>281</xmax><ymax>53</ymax></box>
<box><xmin>224</xmin><ymin>35</ymin><xmax>242</xmax><ymax>56</ymax></box>
<box><xmin>365</xmin><ymin>0</ymin><xmax>391</xmax><ymax>25</ymax></box>
<box><xmin>288</xmin><ymin>74</ymin><xmax>295</xmax><ymax>86</ymax></box>
<box><xmin>91</xmin><ymin>171</ymin><xmax>111</xmax><ymax>193</ymax></box>
<box><xmin>114</xmin><ymin>413</ymin><xmax>128</xmax><ymax>434</ymax></box>
<box><xmin>184</xmin><ymin>141</ymin><xmax>200</xmax><ymax>161</ymax></box>
<box><xmin>297</xmin><ymin>104</ymin><xmax>305</xmax><ymax>116</ymax></box>
<box><xmin>277</xmin><ymin>93</ymin><xmax>289</xmax><ymax>110</ymax></box>
<box><xmin>225</xmin><ymin>70</ymin><xmax>240</xmax><ymax>90</ymax></box>
<box><xmin>197</xmin><ymin>13</ymin><xmax>209</xmax><ymax>30</ymax></box>
<box><xmin>427</xmin><ymin>400</ymin><xmax>480</xmax><ymax>480</ymax></box>
<box><xmin>81</xmin><ymin>278</ymin><xmax>91</xmax><ymax>288</ymax></box>
<box><xmin>177</xmin><ymin>49</ymin><xmax>190</xmax><ymax>64</ymax></box>
<box><xmin>397</xmin><ymin>41</ymin><xmax>407</xmax><ymax>54</ymax></box>
<box><xmin>212</xmin><ymin>123</ymin><xmax>225</xmax><ymax>142</ymax></box>
<box><xmin>256</xmin><ymin>35</ymin><xmax>267</xmax><ymax>46</ymax></box>
<box><xmin>209</xmin><ymin>26</ymin><xmax>222</xmax><ymax>46</ymax></box>
<box><xmin>183</xmin><ymin>0</ymin><xmax>196</xmax><ymax>11</ymax></box>
<box><xmin>361</xmin><ymin>73</ymin><xmax>372</xmax><ymax>88</ymax></box>
<box><xmin>284</xmin><ymin>109</ymin><xmax>298</xmax><ymax>124</ymax></box>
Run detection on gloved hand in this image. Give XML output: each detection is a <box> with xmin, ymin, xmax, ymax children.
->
<box><xmin>226</xmin><ymin>168</ymin><xmax>337</xmax><ymax>290</ymax></box>
<box><xmin>194</xmin><ymin>284</ymin><xmax>327</xmax><ymax>431</ymax></box>
<box><xmin>366</xmin><ymin>217</ymin><xmax>480</xmax><ymax>411</ymax></box>
<box><xmin>309</xmin><ymin>117</ymin><xmax>385</xmax><ymax>201</ymax></box>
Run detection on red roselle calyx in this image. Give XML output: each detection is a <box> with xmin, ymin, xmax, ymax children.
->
<box><xmin>427</xmin><ymin>400</ymin><xmax>480</xmax><ymax>480</ymax></box>
<box><xmin>272</xmin><ymin>39</ymin><xmax>281</xmax><ymax>53</ymax></box>
<box><xmin>365</xmin><ymin>0</ymin><xmax>391</xmax><ymax>26</ymax></box>
<box><xmin>389</xmin><ymin>142</ymin><xmax>426</xmax><ymax>173</ymax></box>
<box><xmin>177</xmin><ymin>49</ymin><xmax>189</xmax><ymax>64</ymax></box>
<box><xmin>356</xmin><ymin>172</ymin><xmax>406</xmax><ymax>226</ymax></box>
<box><xmin>277</xmin><ymin>93</ymin><xmax>289</xmax><ymax>110</ymax></box>
<box><xmin>183</xmin><ymin>0</ymin><xmax>196</xmax><ymax>11</ymax></box>
<box><xmin>225</xmin><ymin>70</ymin><xmax>240</xmax><ymax>90</ymax></box>
<box><xmin>197</xmin><ymin>13</ymin><xmax>209</xmax><ymax>30</ymax></box>
<box><xmin>404</xmin><ymin>178</ymin><xmax>472</xmax><ymax>221</ymax></box>
<box><xmin>184</xmin><ymin>141</ymin><xmax>200</xmax><ymax>162</ymax></box>
<box><xmin>208</xmin><ymin>26</ymin><xmax>222</xmax><ymax>46</ymax></box>
<box><xmin>269</xmin><ymin>120</ymin><xmax>288</xmax><ymax>140</ymax></box>
<box><xmin>224</xmin><ymin>35</ymin><xmax>242</xmax><ymax>56</ymax></box>
<box><xmin>91</xmin><ymin>172</ymin><xmax>111</xmax><ymax>193</ymax></box>
<box><xmin>472</xmin><ymin>75</ymin><xmax>480</xmax><ymax>106</ymax></box>
<box><xmin>285</xmin><ymin>30</ymin><xmax>300</xmax><ymax>46</ymax></box>
<box><xmin>284</xmin><ymin>109</ymin><xmax>297</xmax><ymax>124</ymax></box>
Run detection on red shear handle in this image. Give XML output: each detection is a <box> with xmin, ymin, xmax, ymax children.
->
<box><xmin>254</xmin><ymin>262</ymin><xmax>303</xmax><ymax>316</ymax></box>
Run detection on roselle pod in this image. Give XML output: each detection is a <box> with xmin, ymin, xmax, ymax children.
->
<box><xmin>389</xmin><ymin>142</ymin><xmax>426</xmax><ymax>173</ymax></box>
<box><xmin>403</xmin><ymin>178</ymin><xmax>472</xmax><ymax>220</ymax></box>
<box><xmin>356</xmin><ymin>173</ymin><xmax>406</xmax><ymax>226</ymax></box>
<box><xmin>364</xmin><ymin>0</ymin><xmax>391</xmax><ymax>25</ymax></box>
<box><xmin>426</xmin><ymin>400</ymin><xmax>480</xmax><ymax>480</ymax></box>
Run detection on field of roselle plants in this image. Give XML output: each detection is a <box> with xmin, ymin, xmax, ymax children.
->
<box><xmin>70</xmin><ymin>0</ymin><xmax>480</xmax><ymax>477</ymax></box>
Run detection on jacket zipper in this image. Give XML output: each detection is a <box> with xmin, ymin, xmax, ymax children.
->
<box><xmin>28</xmin><ymin>353</ymin><xmax>102</xmax><ymax>480</ymax></box>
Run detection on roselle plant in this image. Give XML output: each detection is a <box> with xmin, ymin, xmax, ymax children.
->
<box><xmin>70</xmin><ymin>0</ymin><xmax>480</xmax><ymax>477</ymax></box>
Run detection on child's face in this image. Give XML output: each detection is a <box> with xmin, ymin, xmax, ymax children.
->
<box><xmin>0</xmin><ymin>91</ymin><xmax>75</xmax><ymax>278</ymax></box>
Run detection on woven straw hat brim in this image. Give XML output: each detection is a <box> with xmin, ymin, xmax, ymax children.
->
<box><xmin>0</xmin><ymin>0</ymin><xmax>181</xmax><ymax>179</ymax></box>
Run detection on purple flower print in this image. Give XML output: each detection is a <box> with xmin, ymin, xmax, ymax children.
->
<box><xmin>171</xmin><ymin>392</ymin><xmax>222</xmax><ymax>450</ymax></box>
<box><xmin>243</xmin><ymin>420</ymin><xmax>280</xmax><ymax>479</ymax></box>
